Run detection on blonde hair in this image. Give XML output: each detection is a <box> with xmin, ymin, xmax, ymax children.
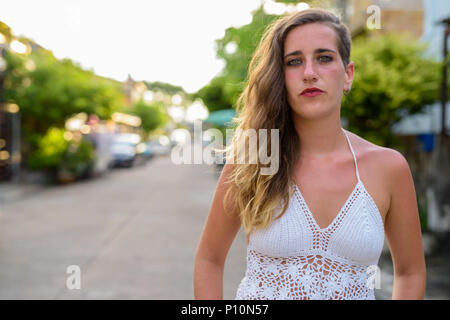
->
<box><xmin>222</xmin><ymin>8</ymin><xmax>352</xmax><ymax>235</ymax></box>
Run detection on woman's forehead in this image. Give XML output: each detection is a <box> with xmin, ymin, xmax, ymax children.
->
<box><xmin>284</xmin><ymin>23</ymin><xmax>338</xmax><ymax>53</ymax></box>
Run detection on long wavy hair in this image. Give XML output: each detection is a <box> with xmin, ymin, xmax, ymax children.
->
<box><xmin>222</xmin><ymin>8</ymin><xmax>352</xmax><ymax>235</ymax></box>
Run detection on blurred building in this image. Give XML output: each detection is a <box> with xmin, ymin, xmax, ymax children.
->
<box><xmin>123</xmin><ymin>74</ymin><xmax>148</xmax><ymax>106</ymax></box>
<box><xmin>345</xmin><ymin>0</ymin><xmax>424</xmax><ymax>39</ymax></box>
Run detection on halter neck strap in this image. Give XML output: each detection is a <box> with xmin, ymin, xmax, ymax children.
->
<box><xmin>342</xmin><ymin>128</ymin><xmax>361</xmax><ymax>182</ymax></box>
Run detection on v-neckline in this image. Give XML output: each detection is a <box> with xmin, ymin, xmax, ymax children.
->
<box><xmin>293</xmin><ymin>180</ymin><xmax>361</xmax><ymax>232</ymax></box>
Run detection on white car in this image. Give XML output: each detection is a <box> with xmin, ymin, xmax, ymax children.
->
<box><xmin>110</xmin><ymin>133</ymin><xmax>142</xmax><ymax>167</ymax></box>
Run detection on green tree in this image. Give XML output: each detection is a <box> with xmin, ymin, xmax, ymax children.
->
<box><xmin>196</xmin><ymin>7</ymin><xmax>279</xmax><ymax>112</ymax></box>
<box><xmin>4</xmin><ymin>49</ymin><xmax>124</xmax><ymax>133</ymax></box>
<box><xmin>3</xmin><ymin>47</ymin><xmax>125</xmax><ymax>159</ymax></box>
<box><xmin>127</xmin><ymin>100</ymin><xmax>169</xmax><ymax>133</ymax></box>
<box><xmin>144</xmin><ymin>81</ymin><xmax>186</xmax><ymax>96</ymax></box>
<box><xmin>342</xmin><ymin>33</ymin><xmax>441</xmax><ymax>147</ymax></box>
<box><xmin>0</xmin><ymin>21</ymin><xmax>13</xmax><ymax>41</ymax></box>
<box><xmin>195</xmin><ymin>76</ymin><xmax>234</xmax><ymax>112</ymax></box>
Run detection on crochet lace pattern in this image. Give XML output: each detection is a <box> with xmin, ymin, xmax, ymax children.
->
<box><xmin>235</xmin><ymin>129</ymin><xmax>385</xmax><ymax>300</ymax></box>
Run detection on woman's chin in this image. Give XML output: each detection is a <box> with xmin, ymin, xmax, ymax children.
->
<box><xmin>290</xmin><ymin>104</ymin><xmax>337</xmax><ymax>121</ymax></box>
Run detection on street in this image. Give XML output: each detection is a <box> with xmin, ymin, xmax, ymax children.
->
<box><xmin>0</xmin><ymin>155</ymin><xmax>247</xmax><ymax>299</ymax></box>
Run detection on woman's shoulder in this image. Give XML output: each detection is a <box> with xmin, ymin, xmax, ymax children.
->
<box><xmin>346</xmin><ymin>130</ymin><xmax>412</xmax><ymax>219</ymax></box>
<box><xmin>346</xmin><ymin>130</ymin><xmax>406</xmax><ymax>162</ymax></box>
<box><xmin>346</xmin><ymin>129</ymin><xmax>411</xmax><ymax>182</ymax></box>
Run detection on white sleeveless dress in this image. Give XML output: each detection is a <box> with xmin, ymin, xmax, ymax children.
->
<box><xmin>235</xmin><ymin>128</ymin><xmax>385</xmax><ymax>300</ymax></box>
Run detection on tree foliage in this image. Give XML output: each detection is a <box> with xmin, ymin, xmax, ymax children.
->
<box><xmin>127</xmin><ymin>100</ymin><xmax>169</xmax><ymax>133</ymax></box>
<box><xmin>144</xmin><ymin>81</ymin><xmax>186</xmax><ymax>96</ymax></box>
<box><xmin>342</xmin><ymin>33</ymin><xmax>441</xmax><ymax>146</ymax></box>
<box><xmin>0</xmin><ymin>21</ymin><xmax>13</xmax><ymax>41</ymax></box>
<box><xmin>27</xmin><ymin>126</ymin><xmax>95</xmax><ymax>181</ymax></box>
<box><xmin>194</xmin><ymin>76</ymin><xmax>235</xmax><ymax>112</ymax></box>
<box><xmin>4</xmin><ymin>50</ymin><xmax>124</xmax><ymax>133</ymax></box>
<box><xmin>3</xmin><ymin>48</ymin><xmax>125</xmax><ymax>158</ymax></box>
<box><xmin>27</xmin><ymin>127</ymin><xmax>69</xmax><ymax>170</ymax></box>
<box><xmin>196</xmin><ymin>7</ymin><xmax>279</xmax><ymax>112</ymax></box>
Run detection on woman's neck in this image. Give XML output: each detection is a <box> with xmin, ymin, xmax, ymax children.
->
<box><xmin>292</xmin><ymin>112</ymin><xmax>348</xmax><ymax>160</ymax></box>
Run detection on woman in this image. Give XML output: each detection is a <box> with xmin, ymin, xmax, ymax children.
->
<box><xmin>194</xmin><ymin>8</ymin><xmax>426</xmax><ymax>300</ymax></box>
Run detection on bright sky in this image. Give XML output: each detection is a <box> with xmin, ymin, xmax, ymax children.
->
<box><xmin>1</xmin><ymin>0</ymin><xmax>263</xmax><ymax>93</ymax></box>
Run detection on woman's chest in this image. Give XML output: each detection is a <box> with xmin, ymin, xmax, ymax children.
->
<box><xmin>293</xmin><ymin>153</ymin><xmax>390</xmax><ymax>228</ymax></box>
<box><xmin>248</xmin><ymin>186</ymin><xmax>386</xmax><ymax>265</ymax></box>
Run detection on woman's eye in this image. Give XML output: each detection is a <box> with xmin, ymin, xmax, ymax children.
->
<box><xmin>319</xmin><ymin>55</ymin><xmax>332</xmax><ymax>63</ymax></box>
<box><xmin>286</xmin><ymin>58</ymin><xmax>301</xmax><ymax>66</ymax></box>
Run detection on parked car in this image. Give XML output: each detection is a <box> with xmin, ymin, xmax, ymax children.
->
<box><xmin>147</xmin><ymin>139</ymin><xmax>170</xmax><ymax>156</ymax></box>
<box><xmin>133</xmin><ymin>142</ymin><xmax>152</xmax><ymax>166</ymax></box>
<box><xmin>137</xmin><ymin>141</ymin><xmax>153</xmax><ymax>160</ymax></box>
<box><xmin>111</xmin><ymin>140</ymin><xmax>137</xmax><ymax>167</ymax></box>
<box><xmin>110</xmin><ymin>133</ymin><xmax>141</xmax><ymax>168</ymax></box>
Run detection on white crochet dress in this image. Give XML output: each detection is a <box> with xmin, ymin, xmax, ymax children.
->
<box><xmin>235</xmin><ymin>129</ymin><xmax>385</xmax><ymax>300</ymax></box>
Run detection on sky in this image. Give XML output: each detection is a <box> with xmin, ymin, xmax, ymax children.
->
<box><xmin>1</xmin><ymin>0</ymin><xmax>264</xmax><ymax>93</ymax></box>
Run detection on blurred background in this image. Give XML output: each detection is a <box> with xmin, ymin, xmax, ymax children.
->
<box><xmin>0</xmin><ymin>0</ymin><xmax>449</xmax><ymax>299</ymax></box>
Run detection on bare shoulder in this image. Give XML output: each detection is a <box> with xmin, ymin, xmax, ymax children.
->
<box><xmin>345</xmin><ymin>129</ymin><xmax>412</xmax><ymax>197</ymax></box>
<box><xmin>345</xmin><ymin>129</ymin><xmax>409</xmax><ymax>171</ymax></box>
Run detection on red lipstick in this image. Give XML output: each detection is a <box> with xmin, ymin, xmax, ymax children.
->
<box><xmin>300</xmin><ymin>87</ymin><xmax>324</xmax><ymax>97</ymax></box>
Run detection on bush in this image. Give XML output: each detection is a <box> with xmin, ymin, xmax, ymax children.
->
<box><xmin>28</xmin><ymin>127</ymin><xmax>69</xmax><ymax>170</ymax></box>
<box><xmin>59</xmin><ymin>138</ymin><xmax>96</xmax><ymax>180</ymax></box>
<box><xmin>28</xmin><ymin>127</ymin><xmax>96</xmax><ymax>183</ymax></box>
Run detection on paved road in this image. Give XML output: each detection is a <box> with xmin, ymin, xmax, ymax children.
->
<box><xmin>0</xmin><ymin>155</ymin><xmax>247</xmax><ymax>299</ymax></box>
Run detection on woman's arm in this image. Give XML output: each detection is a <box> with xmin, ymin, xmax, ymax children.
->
<box><xmin>384</xmin><ymin>149</ymin><xmax>426</xmax><ymax>299</ymax></box>
<box><xmin>194</xmin><ymin>163</ymin><xmax>242</xmax><ymax>299</ymax></box>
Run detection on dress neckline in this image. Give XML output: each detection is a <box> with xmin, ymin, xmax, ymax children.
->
<box><xmin>293</xmin><ymin>181</ymin><xmax>362</xmax><ymax>231</ymax></box>
<box><xmin>292</xmin><ymin>128</ymin><xmax>362</xmax><ymax>232</ymax></box>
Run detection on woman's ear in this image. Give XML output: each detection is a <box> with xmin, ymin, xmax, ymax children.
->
<box><xmin>344</xmin><ymin>61</ymin><xmax>354</xmax><ymax>91</ymax></box>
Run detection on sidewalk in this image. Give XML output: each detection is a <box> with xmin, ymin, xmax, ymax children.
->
<box><xmin>0</xmin><ymin>182</ymin><xmax>45</xmax><ymax>205</ymax></box>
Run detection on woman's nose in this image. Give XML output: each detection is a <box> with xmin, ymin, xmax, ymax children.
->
<box><xmin>303</xmin><ymin>59</ymin><xmax>318</xmax><ymax>82</ymax></box>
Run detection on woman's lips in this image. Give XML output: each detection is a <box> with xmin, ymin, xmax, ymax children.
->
<box><xmin>301</xmin><ymin>90</ymin><xmax>323</xmax><ymax>97</ymax></box>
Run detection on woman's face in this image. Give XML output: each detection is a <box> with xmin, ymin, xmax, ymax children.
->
<box><xmin>283</xmin><ymin>23</ymin><xmax>353</xmax><ymax>120</ymax></box>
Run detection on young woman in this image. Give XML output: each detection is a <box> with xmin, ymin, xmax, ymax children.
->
<box><xmin>194</xmin><ymin>8</ymin><xmax>426</xmax><ymax>300</ymax></box>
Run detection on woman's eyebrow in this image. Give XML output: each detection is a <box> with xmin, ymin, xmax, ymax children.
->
<box><xmin>283</xmin><ymin>48</ymin><xmax>337</xmax><ymax>58</ymax></box>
